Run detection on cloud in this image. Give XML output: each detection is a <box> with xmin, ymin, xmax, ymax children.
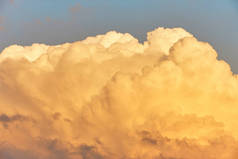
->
<box><xmin>77</xmin><ymin>144</ymin><xmax>104</xmax><ymax>159</ymax></box>
<box><xmin>0</xmin><ymin>145</ymin><xmax>38</xmax><ymax>159</ymax></box>
<box><xmin>0</xmin><ymin>27</ymin><xmax>238</xmax><ymax>159</ymax></box>
<box><xmin>0</xmin><ymin>113</ymin><xmax>33</xmax><ymax>129</ymax></box>
<box><xmin>0</xmin><ymin>114</ymin><xmax>29</xmax><ymax>123</ymax></box>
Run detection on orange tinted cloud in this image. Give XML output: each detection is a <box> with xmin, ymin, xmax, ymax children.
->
<box><xmin>0</xmin><ymin>27</ymin><xmax>237</xmax><ymax>159</ymax></box>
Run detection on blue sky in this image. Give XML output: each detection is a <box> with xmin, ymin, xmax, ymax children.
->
<box><xmin>0</xmin><ymin>0</ymin><xmax>238</xmax><ymax>73</ymax></box>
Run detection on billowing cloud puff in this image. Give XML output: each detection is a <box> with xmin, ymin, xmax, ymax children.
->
<box><xmin>0</xmin><ymin>27</ymin><xmax>238</xmax><ymax>159</ymax></box>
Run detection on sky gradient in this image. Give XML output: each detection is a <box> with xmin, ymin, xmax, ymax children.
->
<box><xmin>0</xmin><ymin>0</ymin><xmax>237</xmax><ymax>73</ymax></box>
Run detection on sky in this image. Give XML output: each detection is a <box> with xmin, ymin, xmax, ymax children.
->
<box><xmin>0</xmin><ymin>0</ymin><xmax>237</xmax><ymax>73</ymax></box>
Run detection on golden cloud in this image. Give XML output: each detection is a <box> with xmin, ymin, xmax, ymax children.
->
<box><xmin>0</xmin><ymin>27</ymin><xmax>237</xmax><ymax>159</ymax></box>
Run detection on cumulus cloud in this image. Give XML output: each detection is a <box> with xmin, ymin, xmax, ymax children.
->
<box><xmin>0</xmin><ymin>113</ymin><xmax>30</xmax><ymax>123</ymax></box>
<box><xmin>0</xmin><ymin>27</ymin><xmax>238</xmax><ymax>159</ymax></box>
